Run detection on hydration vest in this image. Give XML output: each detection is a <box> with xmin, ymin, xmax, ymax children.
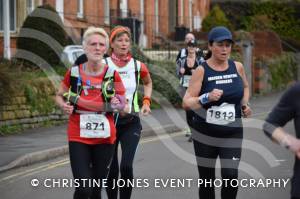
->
<box><xmin>104</xmin><ymin>57</ymin><xmax>141</xmax><ymax>113</ymax></box>
<box><xmin>69</xmin><ymin>64</ymin><xmax>116</xmax><ymax>111</ymax></box>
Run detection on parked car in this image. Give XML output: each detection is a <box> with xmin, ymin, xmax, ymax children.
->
<box><xmin>60</xmin><ymin>45</ymin><xmax>84</xmax><ymax>66</ymax></box>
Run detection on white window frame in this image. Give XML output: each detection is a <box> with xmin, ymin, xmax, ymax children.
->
<box><xmin>189</xmin><ymin>0</ymin><xmax>193</xmax><ymax>31</ymax></box>
<box><xmin>0</xmin><ymin>0</ymin><xmax>16</xmax><ymax>32</ymax></box>
<box><xmin>26</xmin><ymin>0</ymin><xmax>34</xmax><ymax>15</ymax></box>
<box><xmin>180</xmin><ymin>0</ymin><xmax>184</xmax><ymax>25</ymax></box>
<box><xmin>77</xmin><ymin>0</ymin><xmax>84</xmax><ymax>18</ymax></box>
<box><xmin>120</xmin><ymin>0</ymin><xmax>128</xmax><ymax>18</ymax></box>
<box><xmin>56</xmin><ymin>0</ymin><xmax>64</xmax><ymax>21</ymax></box>
<box><xmin>104</xmin><ymin>0</ymin><xmax>110</xmax><ymax>25</ymax></box>
<box><xmin>155</xmin><ymin>0</ymin><xmax>159</xmax><ymax>33</ymax></box>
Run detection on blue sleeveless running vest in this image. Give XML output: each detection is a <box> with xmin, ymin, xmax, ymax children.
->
<box><xmin>200</xmin><ymin>60</ymin><xmax>244</xmax><ymax>118</ymax></box>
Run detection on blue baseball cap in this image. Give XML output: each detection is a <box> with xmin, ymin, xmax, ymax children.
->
<box><xmin>208</xmin><ymin>26</ymin><xmax>233</xmax><ymax>43</ymax></box>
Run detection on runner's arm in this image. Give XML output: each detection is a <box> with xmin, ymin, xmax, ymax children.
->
<box><xmin>235</xmin><ymin>61</ymin><xmax>250</xmax><ymax>106</ymax></box>
<box><xmin>140</xmin><ymin>63</ymin><xmax>152</xmax><ymax>99</ymax></box>
<box><xmin>182</xmin><ymin>66</ymin><xmax>204</xmax><ymax>110</ymax></box>
<box><xmin>263</xmin><ymin>85</ymin><xmax>300</xmax><ymax>158</ymax></box>
<box><xmin>236</xmin><ymin>61</ymin><xmax>251</xmax><ymax>117</ymax></box>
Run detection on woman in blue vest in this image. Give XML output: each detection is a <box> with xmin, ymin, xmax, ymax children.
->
<box><xmin>105</xmin><ymin>26</ymin><xmax>152</xmax><ymax>199</ymax></box>
<box><xmin>183</xmin><ymin>26</ymin><xmax>252</xmax><ymax>199</ymax></box>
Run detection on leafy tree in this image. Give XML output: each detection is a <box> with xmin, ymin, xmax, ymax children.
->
<box><xmin>16</xmin><ymin>4</ymin><xmax>71</xmax><ymax>68</ymax></box>
<box><xmin>202</xmin><ymin>5</ymin><xmax>233</xmax><ymax>32</ymax></box>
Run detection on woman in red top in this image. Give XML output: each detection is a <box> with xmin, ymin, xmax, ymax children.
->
<box><xmin>105</xmin><ymin>26</ymin><xmax>152</xmax><ymax>199</ymax></box>
<box><xmin>56</xmin><ymin>26</ymin><xmax>125</xmax><ymax>199</ymax></box>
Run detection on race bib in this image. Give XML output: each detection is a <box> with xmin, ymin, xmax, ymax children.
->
<box><xmin>80</xmin><ymin>114</ymin><xmax>111</xmax><ymax>138</ymax></box>
<box><xmin>180</xmin><ymin>75</ymin><xmax>192</xmax><ymax>87</ymax></box>
<box><xmin>206</xmin><ymin>103</ymin><xmax>235</xmax><ymax>125</ymax></box>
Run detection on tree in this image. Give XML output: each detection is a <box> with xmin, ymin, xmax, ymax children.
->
<box><xmin>202</xmin><ymin>5</ymin><xmax>233</xmax><ymax>32</ymax></box>
<box><xmin>16</xmin><ymin>4</ymin><xmax>71</xmax><ymax>68</ymax></box>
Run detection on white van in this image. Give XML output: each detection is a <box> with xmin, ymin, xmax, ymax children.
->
<box><xmin>61</xmin><ymin>45</ymin><xmax>84</xmax><ymax>66</ymax></box>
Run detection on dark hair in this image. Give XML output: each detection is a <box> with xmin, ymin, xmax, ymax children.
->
<box><xmin>203</xmin><ymin>41</ymin><xmax>214</xmax><ymax>60</ymax></box>
<box><xmin>204</xmin><ymin>50</ymin><xmax>212</xmax><ymax>60</ymax></box>
<box><xmin>205</xmin><ymin>40</ymin><xmax>234</xmax><ymax>60</ymax></box>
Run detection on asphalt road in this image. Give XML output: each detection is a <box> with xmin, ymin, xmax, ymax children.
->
<box><xmin>0</xmin><ymin>117</ymin><xmax>296</xmax><ymax>199</ymax></box>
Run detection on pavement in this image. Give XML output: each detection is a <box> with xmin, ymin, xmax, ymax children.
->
<box><xmin>0</xmin><ymin>91</ymin><xmax>284</xmax><ymax>173</ymax></box>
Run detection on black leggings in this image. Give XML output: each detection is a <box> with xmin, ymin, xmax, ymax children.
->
<box><xmin>106</xmin><ymin>116</ymin><xmax>142</xmax><ymax>199</ymax></box>
<box><xmin>292</xmin><ymin>197</ymin><xmax>300</xmax><ymax>199</ymax></box>
<box><xmin>69</xmin><ymin>142</ymin><xmax>114</xmax><ymax>199</ymax></box>
<box><xmin>192</xmin><ymin>128</ymin><xmax>243</xmax><ymax>199</ymax></box>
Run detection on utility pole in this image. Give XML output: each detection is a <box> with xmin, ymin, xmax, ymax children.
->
<box><xmin>3</xmin><ymin>0</ymin><xmax>11</xmax><ymax>59</ymax></box>
<box><xmin>241</xmin><ymin>40</ymin><xmax>253</xmax><ymax>95</ymax></box>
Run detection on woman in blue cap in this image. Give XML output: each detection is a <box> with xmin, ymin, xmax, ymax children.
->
<box><xmin>183</xmin><ymin>26</ymin><xmax>252</xmax><ymax>199</ymax></box>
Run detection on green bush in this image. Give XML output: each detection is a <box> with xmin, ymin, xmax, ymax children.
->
<box><xmin>23</xmin><ymin>79</ymin><xmax>56</xmax><ymax>114</ymax></box>
<box><xmin>131</xmin><ymin>44</ymin><xmax>152</xmax><ymax>64</ymax></box>
<box><xmin>16</xmin><ymin>4</ymin><xmax>71</xmax><ymax>68</ymax></box>
<box><xmin>268</xmin><ymin>52</ymin><xmax>297</xmax><ymax>90</ymax></box>
<box><xmin>202</xmin><ymin>5</ymin><xmax>233</xmax><ymax>32</ymax></box>
<box><xmin>216</xmin><ymin>1</ymin><xmax>300</xmax><ymax>41</ymax></box>
<box><xmin>0</xmin><ymin>60</ymin><xmax>13</xmax><ymax>100</ymax></box>
<box><xmin>243</xmin><ymin>14</ymin><xmax>273</xmax><ymax>31</ymax></box>
<box><xmin>147</xmin><ymin>60</ymin><xmax>181</xmax><ymax>107</ymax></box>
<box><xmin>0</xmin><ymin>124</ymin><xmax>23</xmax><ymax>136</ymax></box>
<box><xmin>249</xmin><ymin>1</ymin><xmax>300</xmax><ymax>39</ymax></box>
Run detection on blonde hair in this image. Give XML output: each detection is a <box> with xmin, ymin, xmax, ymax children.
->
<box><xmin>82</xmin><ymin>26</ymin><xmax>109</xmax><ymax>48</ymax></box>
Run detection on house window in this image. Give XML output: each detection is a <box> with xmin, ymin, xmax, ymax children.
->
<box><xmin>26</xmin><ymin>0</ymin><xmax>34</xmax><ymax>15</ymax></box>
<box><xmin>0</xmin><ymin>0</ymin><xmax>16</xmax><ymax>32</ymax></box>
<box><xmin>77</xmin><ymin>0</ymin><xmax>84</xmax><ymax>18</ymax></box>
<box><xmin>104</xmin><ymin>0</ymin><xmax>110</xmax><ymax>25</ymax></box>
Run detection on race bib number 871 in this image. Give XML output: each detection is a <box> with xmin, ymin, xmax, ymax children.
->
<box><xmin>80</xmin><ymin>114</ymin><xmax>111</xmax><ymax>138</ymax></box>
<box><xmin>206</xmin><ymin>103</ymin><xmax>235</xmax><ymax>125</ymax></box>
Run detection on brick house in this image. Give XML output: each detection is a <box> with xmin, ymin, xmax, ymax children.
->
<box><xmin>0</xmin><ymin>0</ymin><xmax>210</xmax><ymax>57</ymax></box>
<box><xmin>0</xmin><ymin>0</ymin><xmax>44</xmax><ymax>57</ymax></box>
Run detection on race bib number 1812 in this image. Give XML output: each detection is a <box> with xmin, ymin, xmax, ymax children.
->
<box><xmin>206</xmin><ymin>103</ymin><xmax>235</xmax><ymax>125</ymax></box>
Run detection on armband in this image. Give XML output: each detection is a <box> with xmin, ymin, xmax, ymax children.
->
<box><xmin>198</xmin><ymin>93</ymin><xmax>209</xmax><ymax>105</ymax></box>
<box><xmin>143</xmin><ymin>96</ymin><xmax>151</xmax><ymax>106</ymax></box>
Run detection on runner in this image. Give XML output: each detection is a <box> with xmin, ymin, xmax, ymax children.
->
<box><xmin>183</xmin><ymin>26</ymin><xmax>252</xmax><ymax>199</ymax></box>
<box><xmin>263</xmin><ymin>82</ymin><xmax>300</xmax><ymax>199</ymax></box>
<box><xmin>176</xmin><ymin>32</ymin><xmax>203</xmax><ymax>61</ymax></box>
<box><xmin>105</xmin><ymin>26</ymin><xmax>152</xmax><ymax>199</ymax></box>
<box><xmin>176</xmin><ymin>39</ymin><xmax>204</xmax><ymax>142</ymax></box>
<box><xmin>55</xmin><ymin>26</ymin><xmax>126</xmax><ymax>199</ymax></box>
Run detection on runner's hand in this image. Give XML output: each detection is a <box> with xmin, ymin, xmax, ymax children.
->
<box><xmin>288</xmin><ymin>137</ymin><xmax>300</xmax><ymax>159</ymax></box>
<box><xmin>208</xmin><ymin>89</ymin><xmax>223</xmax><ymax>102</ymax></box>
<box><xmin>110</xmin><ymin>94</ymin><xmax>125</xmax><ymax>111</ymax></box>
<box><xmin>62</xmin><ymin>102</ymin><xmax>74</xmax><ymax>115</ymax></box>
<box><xmin>242</xmin><ymin>104</ymin><xmax>252</xmax><ymax>118</ymax></box>
<box><xmin>180</xmin><ymin>68</ymin><xmax>185</xmax><ymax>75</ymax></box>
<box><xmin>141</xmin><ymin>104</ymin><xmax>151</xmax><ymax>116</ymax></box>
